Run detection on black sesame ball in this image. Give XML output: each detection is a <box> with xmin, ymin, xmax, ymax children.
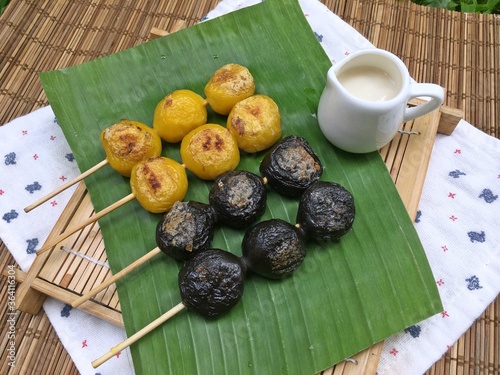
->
<box><xmin>296</xmin><ymin>181</ymin><xmax>355</xmax><ymax>241</ymax></box>
<box><xmin>178</xmin><ymin>249</ymin><xmax>246</xmax><ymax>318</ymax></box>
<box><xmin>259</xmin><ymin>135</ymin><xmax>323</xmax><ymax>198</ymax></box>
<box><xmin>156</xmin><ymin>201</ymin><xmax>218</xmax><ymax>261</ymax></box>
<box><xmin>241</xmin><ymin>219</ymin><xmax>307</xmax><ymax>279</ymax></box>
<box><xmin>209</xmin><ymin>170</ymin><xmax>267</xmax><ymax>228</ymax></box>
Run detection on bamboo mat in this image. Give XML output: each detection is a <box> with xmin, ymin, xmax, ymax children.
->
<box><xmin>0</xmin><ymin>1</ymin><xmax>498</xmax><ymax>374</ymax></box>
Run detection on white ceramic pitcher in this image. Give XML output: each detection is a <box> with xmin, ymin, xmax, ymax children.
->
<box><xmin>317</xmin><ymin>49</ymin><xmax>444</xmax><ymax>153</ymax></box>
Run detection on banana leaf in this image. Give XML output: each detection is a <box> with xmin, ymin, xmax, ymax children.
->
<box><xmin>39</xmin><ymin>0</ymin><xmax>442</xmax><ymax>373</ymax></box>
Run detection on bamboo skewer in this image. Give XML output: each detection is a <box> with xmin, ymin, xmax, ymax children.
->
<box><xmin>71</xmin><ymin>247</ymin><xmax>162</xmax><ymax>308</ymax></box>
<box><xmin>92</xmin><ymin>302</ymin><xmax>187</xmax><ymax>368</ymax></box>
<box><xmin>24</xmin><ymin>159</ymin><xmax>109</xmax><ymax>213</ymax></box>
<box><xmin>36</xmin><ymin>193</ymin><xmax>135</xmax><ymax>255</ymax></box>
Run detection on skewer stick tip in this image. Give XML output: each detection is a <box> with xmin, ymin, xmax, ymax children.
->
<box><xmin>35</xmin><ymin>192</ymin><xmax>135</xmax><ymax>256</ymax></box>
<box><xmin>92</xmin><ymin>302</ymin><xmax>186</xmax><ymax>368</ymax></box>
<box><xmin>23</xmin><ymin>159</ymin><xmax>109</xmax><ymax>213</ymax></box>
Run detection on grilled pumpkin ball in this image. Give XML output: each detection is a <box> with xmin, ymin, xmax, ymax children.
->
<box><xmin>296</xmin><ymin>181</ymin><xmax>355</xmax><ymax>241</ymax></box>
<box><xmin>204</xmin><ymin>63</ymin><xmax>256</xmax><ymax>115</ymax></box>
<box><xmin>227</xmin><ymin>94</ymin><xmax>281</xmax><ymax>153</ymax></box>
<box><xmin>130</xmin><ymin>156</ymin><xmax>188</xmax><ymax>213</ymax></box>
<box><xmin>241</xmin><ymin>219</ymin><xmax>307</xmax><ymax>280</ymax></box>
<box><xmin>209</xmin><ymin>170</ymin><xmax>266</xmax><ymax>229</ymax></box>
<box><xmin>156</xmin><ymin>201</ymin><xmax>218</xmax><ymax>261</ymax></box>
<box><xmin>259</xmin><ymin>135</ymin><xmax>323</xmax><ymax>198</ymax></box>
<box><xmin>180</xmin><ymin>123</ymin><xmax>240</xmax><ymax>180</ymax></box>
<box><xmin>153</xmin><ymin>89</ymin><xmax>208</xmax><ymax>143</ymax></box>
<box><xmin>100</xmin><ymin>119</ymin><xmax>162</xmax><ymax>177</ymax></box>
<box><xmin>178</xmin><ymin>249</ymin><xmax>247</xmax><ymax>318</ymax></box>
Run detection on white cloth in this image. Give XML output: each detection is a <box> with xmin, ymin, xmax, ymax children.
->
<box><xmin>378</xmin><ymin>120</ymin><xmax>500</xmax><ymax>374</ymax></box>
<box><xmin>0</xmin><ymin>1</ymin><xmax>498</xmax><ymax>374</ymax></box>
<box><xmin>0</xmin><ymin>106</ymin><xmax>133</xmax><ymax>374</ymax></box>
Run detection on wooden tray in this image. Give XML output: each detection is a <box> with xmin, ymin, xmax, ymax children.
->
<box><xmin>10</xmin><ymin>100</ymin><xmax>462</xmax><ymax>373</ymax></box>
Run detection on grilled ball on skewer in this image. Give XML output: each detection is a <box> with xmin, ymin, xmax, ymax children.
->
<box><xmin>296</xmin><ymin>181</ymin><xmax>355</xmax><ymax>241</ymax></box>
<box><xmin>204</xmin><ymin>63</ymin><xmax>256</xmax><ymax>115</ymax></box>
<box><xmin>153</xmin><ymin>89</ymin><xmax>208</xmax><ymax>143</ymax></box>
<box><xmin>241</xmin><ymin>219</ymin><xmax>307</xmax><ymax>280</ymax></box>
<box><xmin>227</xmin><ymin>94</ymin><xmax>281</xmax><ymax>153</ymax></box>
<box><xmin>180</xmin><ymin>123</ymin><xmax>240</xmax><ymax>180</ymax></box>
<box><xmin>130</xmin><ymin>156</ymin><xmax>188</xmax><ymax>213</ymax></box>
<box><xmin>100</xmin><ymin>119</ymin><xmax>162</xmax><ymax>177</ymax></box>
<box><xmin>259</xmin><ymin>135</ymin><xmax>323</xmax><ymax>198</ymax></box>
<box><xmin>156</xmin><ymin>201</ymin><xmax>218</xmax><ymax>261</ymax></box>
<box><xmin>209</xmin><ymin>170</ymin><xmax>267</xmax><ymax>229</ymax></box>
<box><xmin>178</xmin><ymin>249</ymin><xmax>247</xmax><ymax>318</ymax></box>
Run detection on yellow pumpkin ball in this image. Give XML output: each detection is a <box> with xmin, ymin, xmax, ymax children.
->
<box><xmin>227</xmin><ymin>94</ymin><xmax>281</xmax><ymax>153</ymax></box>
<box><xmin>180</xmin><ymin>124</ymin><xmax>240</xmax><ymax>180</ymax></box>
<box><xmin>204</xmin><ymin>63</ymin><xmax>256</xmax><ymax>115</ymax></box>
<box><xmin>100</xmin><ymin>119</ymin><xmax>162</xmax><ymax>177</ymax></box>
<box><xmin>130</xmin><ymin>157</ymin><xmax>188</xmax><ymax>213</ymax></box>
<box><xmin>153</xmin><ymin>89</ymin><xmax>208</xmax><ymax>143</ymax></box>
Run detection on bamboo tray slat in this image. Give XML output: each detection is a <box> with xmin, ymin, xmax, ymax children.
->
<box><xmin>1</xmin><ymin>0</ymin><xmax>499</xmax><ymax>374</ymax></box>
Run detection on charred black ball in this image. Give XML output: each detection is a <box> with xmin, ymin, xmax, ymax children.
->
<box><xmin>296</xmin><ymin>181</ymin><xmax>355</xmax><ymax>241</ymax></box>
<box><xmin>178</xmin><ymin>249</ymin><xmax>247</xmax><ymax>318</ymax></box>
<box><xmin>241</xmin><ymin>219</ymin><xmax>307</xmax><ymax>279</ymax></box>
<box><xmin>259</xmin><ymin>135</ymin><xmax>323</xmax><ymax>198</ymax></box>
<box><xmin>209</xmin><ymin>170</ymin><xmax>267</xmax><ymax>229</ymax></box>
<box><xmin>156</xmin><ymin>201</ymin><xmax>218</xmax><ymax>261</ymax></box>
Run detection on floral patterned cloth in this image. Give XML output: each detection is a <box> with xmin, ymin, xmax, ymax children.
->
<box><xmin>378</xmin><ymin>119</ymin><xmax>500</xmax><ymax>374</ymax></box>
<box><xmin>0</xmin><ymin>1</ymin><xmax>498</xmax><ymax>374</ymax></box>
<box><xmin>0</xmin><ymin>106</ymin><xmax>133</xmax><ymax>374</ymax></box>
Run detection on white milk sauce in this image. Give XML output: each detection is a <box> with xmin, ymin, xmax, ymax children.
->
<box><xmin>337</xmin><ymin>66</ymin><xmax>399</xmax><ymax>102</ymax></box>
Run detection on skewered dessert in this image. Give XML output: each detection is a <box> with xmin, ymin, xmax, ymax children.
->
<box><xmin>25</xmin><ymin>119</ymin><xmax>162</xmax><ymax>212</ymax></box>
<box><xmin>75</xmin><ymin>186</ymin><xmax>255</xmax><ymax>308</ymax></box>
<box><xmin>227</xmin><ymin>94</ymin><xmax>281</xmax><ymax>153</ymax></box>
<box><xmin>180</xmin><ymin>123</ymin><xmax>240</xmax><ymax>180</ymax></box>
<box><xmin>156</xmin><ymin>201</ymin><xmax>218</xmax><ymax>261</ymax></box>
<box><xmin>38</xmin><ymin>130</ymin><xmax>331</xmax><ymax>257</ymax></box>
<box><xmin>204</xmin><ymin>63</ymin><xmax>256</xmax><ymax>115</ymax></box>
<box><xmin>100</xmin><ymin>119</ymin><xmax>163</xmax><ymax>177</ymax></box>
<box><xmin>153</xmin><ymin>89</ymin><xmax>208</xmax><ymax>143</ymax></box>
<box><xmin>209</xmin><ymin>170</ymin><xmax>267</xmax><ymax>229</ymax></box>
<box><xmin>92</xmin><ymin>247</ymin><xmax>247</xmax><ymax>367</ymax></box>
<box><xmin>177</xmin><ymin>185</ymin><xmax>355</xmax><ymax>318</ymax></box>
<box><xmin>296</xmin><ymin>181</ymin><xmax>355</xmax><ymax>241</ymax></box>
<box><xmin>178</xmin><ymin>249</ymin><xmax>247</xmax><ymax>317</ymax></box>
<box><xmin>260</xmin><ymin>135</ymin><xmax>323</xmax><ymax>198</ymax></box>
<box><xmin>92</xmin><ymin>176</ymin><xmax>356</xmax><ymax>368</ymax></box>
<box><xmin>130</xmin><ymin>156</ymin><xmax>189</xmax><ymax>213</ymax></box>
<box><xmin>26</xmin><ymin>64</ymin><xmax>264</xmax><ymax>213</ymax></box>
<box><xmin>179</xmin><ymin>217</ymin><xmax>308</xmax><ymax>320</ymax></box>
<box><xmin>241</xmin><ymin>219</ymin><xmax>307</xmax><ymax>279</ymax></box>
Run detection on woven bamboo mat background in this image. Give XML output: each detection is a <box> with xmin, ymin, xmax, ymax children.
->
<box><xmin>0</xmin><ymin>1</ymin><xmax>498</xmax><ymax>374</ymax></box>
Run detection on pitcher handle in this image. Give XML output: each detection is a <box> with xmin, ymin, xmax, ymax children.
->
<box><xmin>403</xmin><ymin>83</ymin><xmax>444</xmax><ymax>122</ymax></box>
